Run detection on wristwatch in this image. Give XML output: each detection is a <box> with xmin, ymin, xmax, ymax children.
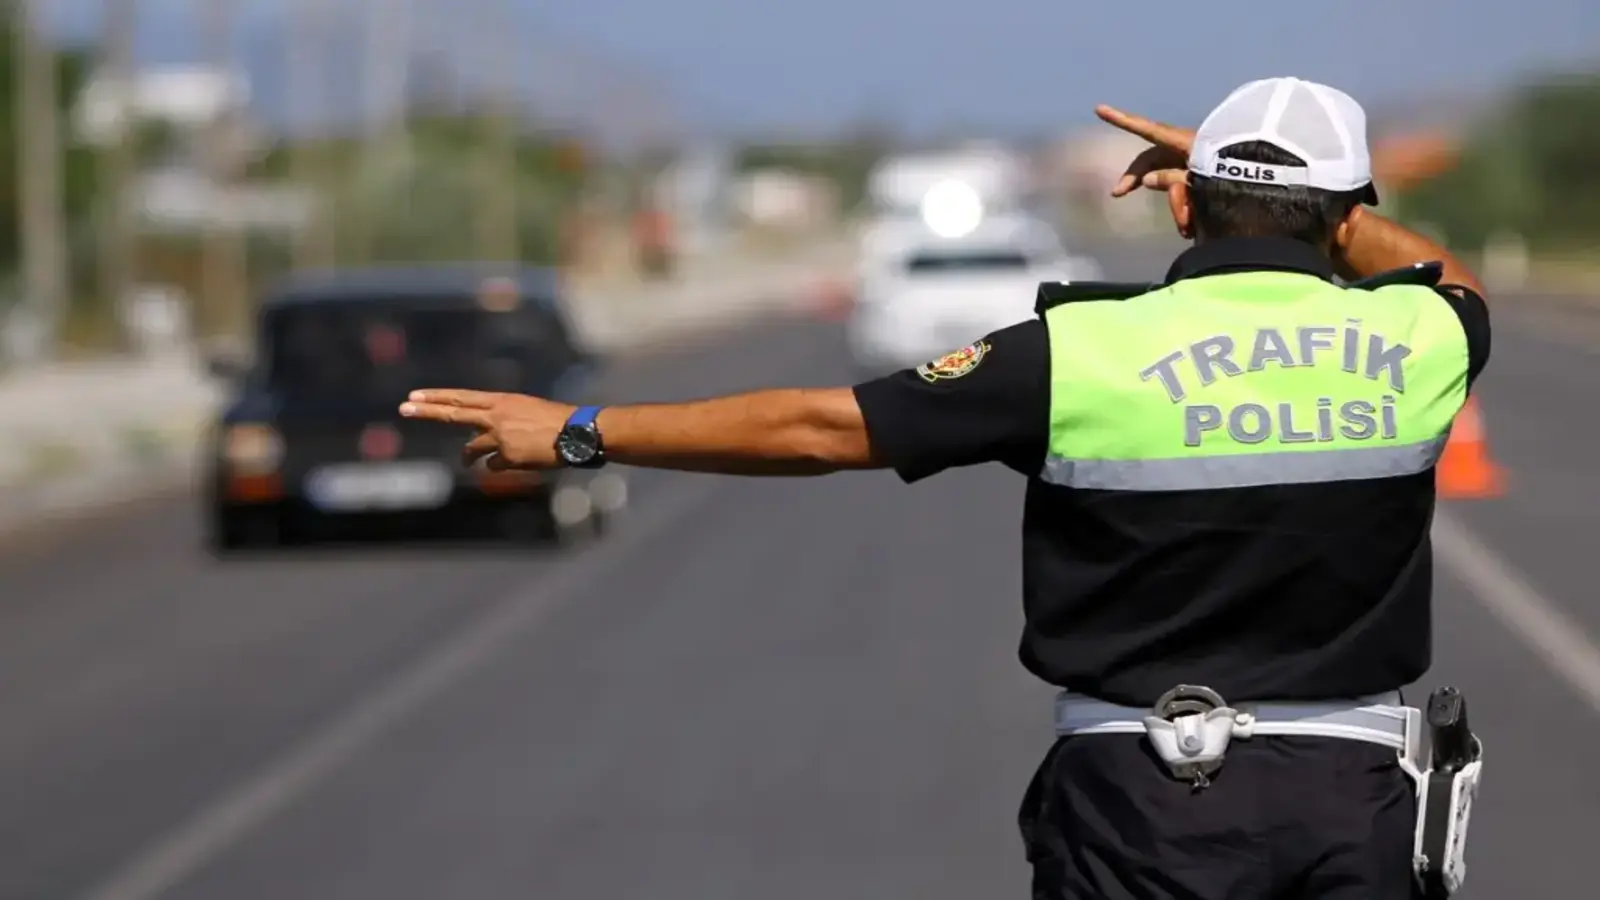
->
<box><xmin>554</xmin><ymin>405</ymin><xmax>607</xmax><ymax>468</ymax></box>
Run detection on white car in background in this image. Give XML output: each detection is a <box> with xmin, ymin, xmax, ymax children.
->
<box><xmin>848</xmin><ymin>209</ymin><xmax>1102</xmax><ymax>375</ymax></box>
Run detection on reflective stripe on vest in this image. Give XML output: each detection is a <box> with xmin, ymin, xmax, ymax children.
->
<box><xmin>1040</xmin><ymin>271</ymin><xmax>1470</xmax><ymax>492</ymax></box>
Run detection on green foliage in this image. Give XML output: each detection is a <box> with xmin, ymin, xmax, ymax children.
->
<box><xmin>0</xmin><ymin>12</ymin><xmax>591</xmax><ymax>353</ymax></box>
<box><xmin>252</xmin><ymin>114</ymin><xmax>586</xmax><ymax>265</ymax></box>
<box><xmin>0</xmin><ymin>18</ymin><xmax>100</xmax><ymax>275</ymax></box>
<box><xmin>1398</xmin><ymin>71</ymin><xmax>1600</xmax><ymax>252</ymax></box>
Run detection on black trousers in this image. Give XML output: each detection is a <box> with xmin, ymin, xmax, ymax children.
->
<box><xmin>1018</xmin><ymin>734</ymin><xmax>1419</xmax><ymax>899</ymax></box>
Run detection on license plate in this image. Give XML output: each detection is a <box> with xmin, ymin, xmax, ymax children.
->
<box><xmin>304</xmin><ymin>462</ymin><xmax>453</xmax><ymax>511</ymax></box>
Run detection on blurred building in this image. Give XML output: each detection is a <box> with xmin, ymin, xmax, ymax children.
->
<box><xmin>654</xmin><ymin>147</ymin><xmax>736</xmax><ymax>255</ymax></box>
<box><xmin>77</xmin><ymin>65</ymin><xmax>251</xmax><ymax>143</ymax></box>
<box><xmin>1365</xmin><ymin>90</ymin><xmax>1489</xmax><ymax>210</ymax></box>
<box><xmin>867</xmin><ymin>147</ymin><xmax>1030</xmax><ymax>219</ymax></box>
<box><xmin>1372</xmin><ymin>133</ymin><xmax>1462</xmax><ymax>191</ymax></box>
<box><xmin>732</xmin><ymin>169</ymin><xmax>838</xmax><ymax>231</ymax></box>
<box><xmin>74</xmin><ymin>64</ymin><xmax>308</xmax><ymax>233</ymax></box>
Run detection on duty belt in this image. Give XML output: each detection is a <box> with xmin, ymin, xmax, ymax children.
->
<box><xmin>1053</xmin><ymin>685</ymin><xmax>1420</xmax><ymax>786</ymax></box>
<box><xmin>1051</xmin><ymin>683</ymin><xmax>1483</xmax><ymax>897</ymax></box>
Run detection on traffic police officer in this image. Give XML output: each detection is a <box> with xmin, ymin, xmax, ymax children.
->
<box><xmin>401</xmin><ymin>77</ymin><xmax>1489</xmax><ymax>899</ymax></box>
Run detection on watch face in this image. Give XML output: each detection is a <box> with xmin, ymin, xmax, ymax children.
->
<box><xmin>557</xmin><ymin>425</ymin><xmax>600</xmax><ymax>464</ymax></box>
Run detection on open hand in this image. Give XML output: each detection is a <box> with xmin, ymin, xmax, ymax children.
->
<box><xmin>1094</xmin><ymin>105</ymin><xmax>1197</xmax><ymax>196</ymax></box>
<box><xmin>399</xmin><ymin>389</ymin><xmax>575</xmax><ymax>470</ymax></box>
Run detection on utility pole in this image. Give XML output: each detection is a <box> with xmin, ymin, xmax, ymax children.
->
<box><xmin>99</xmin><ymin>0</ymin><xmax>139</xmax><ymax>351</ymax></box>
<box><xmin>16</xmin><ymin>0</ymin><xmax>69</xmax><ymax>359</ymax></box>
<box><xmin>350</xmin><ymin>0</ymin><xmax>412</xmax><ymax>262</ymax></box>
<box><xmin>286</xmin><ymin>0</ymin><xmax>335</xmax><ymax>269</ymax></box>
<box><xmin>198</xmin><ymin>0</ymin><xmax>248</xmax><ymax>337</ymax></box>
<box><xmin>476</xmin><ymin>0</ymin><xmax>518</xmax><ymax>263</ymax></box>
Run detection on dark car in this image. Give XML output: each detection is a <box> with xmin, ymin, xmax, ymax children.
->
<box><xmin>202</xmin><ymin>266</ymin><xmax>625</xmax><ymax>552</ymax></box>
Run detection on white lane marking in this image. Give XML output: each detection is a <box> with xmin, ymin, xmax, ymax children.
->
<box><xmin>1434</xmin><ymin>510</ymin><xmax>1600</xmax><ymax>715</ymax></box>
<box><xmin>77</xmin><ymin>475</ymin><xmax>721</xmax><ymax>900</ymax></box>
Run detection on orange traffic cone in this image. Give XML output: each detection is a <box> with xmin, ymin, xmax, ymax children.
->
<box><xmin>1436</xmin><ymin>397</ymin><xmax>1505</xmax><ymax>499</ymax></box>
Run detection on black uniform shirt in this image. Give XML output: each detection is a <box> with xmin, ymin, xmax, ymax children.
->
<box><xmin>852</xmin><ymin>237</ymin><xmax>1491</xmax><ymax>706</ymax></box>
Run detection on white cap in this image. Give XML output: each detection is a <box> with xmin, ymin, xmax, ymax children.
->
<box><xmin>1189</xmin><ymin>77</ymin><xmax>1378</xmax><ymax>202</ymax></box>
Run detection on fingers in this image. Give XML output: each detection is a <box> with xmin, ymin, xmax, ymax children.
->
<box><xmin>398</xmin><ymin>401</ymin><xmax>493</xmax><ymax>428</ymax></box>
<box><xmin>1094</xmin><ymin>104</ymin><xmax>1144</xmax><ymax>133</ymax></box>
<box><xmin>1142</xmin><ymin>169</ymin><xmax>1187</xmax><ymax>191</ymax></box>
<box><xmin>1111</xmin><ymin>151</ymin><xmax>1188</xmax><ymax>199</ymax></box>
<box><xmin>1109</xmin><ymin>170</ymin><xmax>1185</xmax><ymax>198</ymax></box>
<box><xmin>407</xmin><ymin>389</ymin><xmax>499</xmax><ymax>408</ymax></box>
<box><xmin>1094</xmin><ymin>105</ymin><xmax>1195</xmax><ymax>152</ymax></box>
<box><xmin>1112</xmin><ymin>148</ymin><xmax>1154</xmax><ymax>198</ymax></box>
<box><xmin>462</xmin><ymin>430</ymin><xmax>499</xmax><ymax>466</ymax></box>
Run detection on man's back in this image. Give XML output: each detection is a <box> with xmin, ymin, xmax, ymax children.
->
<box><xmin>1019</xmin><ymin>262</ymin><xmax>1485</xmax><ymax>705</ymax></box>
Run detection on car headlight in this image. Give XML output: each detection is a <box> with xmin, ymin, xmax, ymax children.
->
<box><xmin>223</xmin><ymin>424</ymin><xmax>284</xmax><ymax>474</ymax></box>
<box><xmin>921</xmin><ymin>180</ymin><xmax>984</xmax><ymax>239</ymax></box>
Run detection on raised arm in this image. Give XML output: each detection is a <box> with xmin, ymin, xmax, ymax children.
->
<box><xmin>1332</xmin><ymin>207</ymin><xmax>1487</xmax><ymax>299</ymax></box>
<box><xmin>1091</xmin><ymin>103</ymin><xmax>1489</xmax><ymax>299</ymax></box>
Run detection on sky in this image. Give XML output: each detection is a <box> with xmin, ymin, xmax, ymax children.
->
<box><xmin>45</xmin><ymin>0</ymin><xmax>1600</xmax><ymax>139</ymax></box>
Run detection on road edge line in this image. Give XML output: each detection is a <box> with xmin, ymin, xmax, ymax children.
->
<box><xmin>73</xmin><ymin>474</ymin><xmax>722</xmax><ymax>900</ymax></box>
<box><xmin>1433</xmin><ymin>509</ymin><xmax>1600</xmax><ymax>716</ymax></box>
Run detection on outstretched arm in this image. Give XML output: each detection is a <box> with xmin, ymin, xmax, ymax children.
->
<box><xmin>400</xmin><ymin>320</ymin><xmax>1051</xmax><ymax>479</ymax></box>
<box><xmin>589</xmin><ymin>388</ymin><xmax>878</xmax><ymax>475</ymax></box>
<box><xmin>400</xmin><ymin>387</ymin><xmax>876</xmax><ymax>475</ymax></box>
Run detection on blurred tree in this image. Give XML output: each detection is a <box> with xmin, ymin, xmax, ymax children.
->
<box><xmin>1514</xmin><ymin>73</ymin><xmax>1600</xmax><ymax>247</ymax></box>
<box><xmin>131</xmin><ymin>118</ymin><xmax>183</xmax><ymax>165</ymax></box>
<box><xmin>0</xmin><ymin>10</ymin><xmax>99</xmax><ymax>277</ymax></box>
<box><xmin>246</xmin><ymin>112</ymin><xmax>586</xmax><ymax>266</ymax></box>
<box><xmin>549</xmin><ymin>135</ymin><xmax>587</xmax><ymax>177</ymax></box>
<box><xmin>1399</xmin><ymin>71</ymin><xmax>1600</xmax><ymax>252</ymax></box>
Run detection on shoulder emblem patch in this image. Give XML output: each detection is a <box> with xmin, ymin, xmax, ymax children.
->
<box><xmin>916</xmin><ymin>340</ymin><xmax>991</xmax><ymax>383</ymax></box>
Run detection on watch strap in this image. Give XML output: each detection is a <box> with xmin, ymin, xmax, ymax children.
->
<box><xmin>565</xmin><ymin>405</ymin><xmax>604</xmax><ymax>430</ymax></box>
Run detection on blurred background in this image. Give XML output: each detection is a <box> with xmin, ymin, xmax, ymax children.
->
<box><xmin>1</xmin><ymin>1</ymin><xmax>1597</xmax><ymax>898</ymax></box>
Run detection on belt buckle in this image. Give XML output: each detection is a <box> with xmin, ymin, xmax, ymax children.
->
<box><xmin>1148</xmin><ymin>685</ymin><xmax>1235</xmax><ymax>789</ymax></box>
<box><xmin>1152</xmin><ymin>684</ymin><xmax>1227</xmax><ymax>721</ymax></box>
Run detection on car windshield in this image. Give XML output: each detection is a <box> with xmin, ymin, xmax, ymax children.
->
<box><xmin>903</xmin><ymin>250</ymin><xmax>1032</xmax><ymax>274</ymax></box>
<box><xmin>261</xmin><ymin>297</ymin><xmax>569</xmax><ymax>409</ymax></box>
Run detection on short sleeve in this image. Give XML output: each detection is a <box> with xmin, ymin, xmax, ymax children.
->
<box><xmin>1435</xmin><ymin>285</ymin><xmax>1490</xmax><ymax>388</ymax></box>
<box><xmin>851</xmin><ymin>319</ymin><xmax>1050</xmax><ymax>483</ymax></box>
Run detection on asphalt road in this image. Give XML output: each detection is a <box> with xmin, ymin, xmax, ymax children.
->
<box><xmin>3</xmin><ymin>239</ymin><xmax>1598</xmax><ymax>900</ymax></box>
